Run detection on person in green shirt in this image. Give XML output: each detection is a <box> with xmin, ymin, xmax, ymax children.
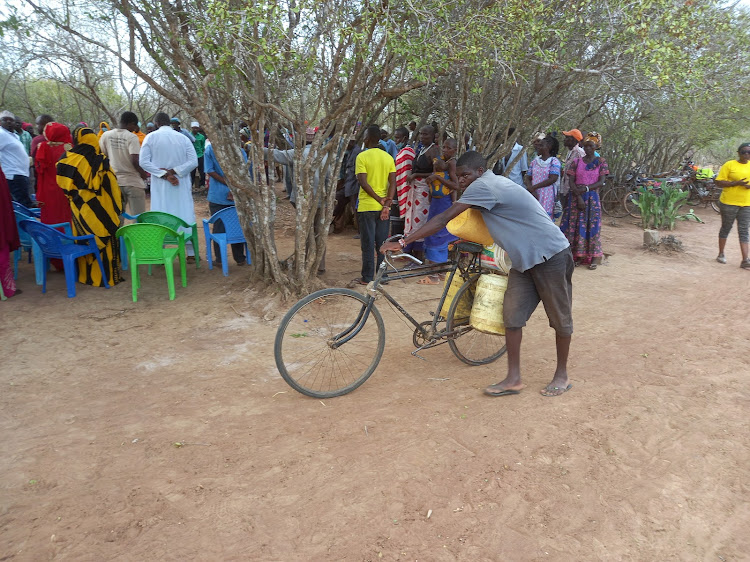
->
<box><xmin>191</xmin><ymin>121</ymin><xmax>207</xmax><ymax>190</ymax></box>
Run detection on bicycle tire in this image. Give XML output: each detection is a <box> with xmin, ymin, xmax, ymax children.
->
<box><xmin>601</xmin><ymin>185</ymin><xmax>629</xmax><ymax>218</ymax></box>
<box><xmin>447</xmin><ymin>274</ymin><xmax>507</xmax><ymax>366</ymax></box>
<box><xmin>274</xmin><ymin>288</ymin><xmax>385</xmax><ymax>398</ymax></box>
<box><xmin>711</xmin><ymin>199</ymin><xmax>720</xmax><ymax>213</ymax></box>
<box><xmin>623</xmin><ymin>190</ymin><xmax>641</xmax><ymax>218</ymax></box>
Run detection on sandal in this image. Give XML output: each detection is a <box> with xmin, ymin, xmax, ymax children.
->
<box><xmin>347</xmin><ymin>278</ymin><xmax>368</xmax><ymax>288</ymax></box>
<box><xmin>717</xmin><ymin>254</ymin><xmax>726</xmax><ymax>264</ymax></box>
<box><xmin>588</xmin><ymin>263</ymin><xmax>598</xmax><ymax>270</ymax></box>
<box><xmin>741</xmin><ymin>259</ymin><xmax>750</xmax><ymax>270</ymax></box>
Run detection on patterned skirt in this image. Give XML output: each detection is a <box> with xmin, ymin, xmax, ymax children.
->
<box><xmin>559</xmin><ymin>191</ymin><xmax>603</xmax><ymax>264</ymax></box>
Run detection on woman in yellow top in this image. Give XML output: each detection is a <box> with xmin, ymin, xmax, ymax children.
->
<box><xmin>714</xmin><ymin>142</ymin><xmax>750</xmax><ymax>268</ymax></box>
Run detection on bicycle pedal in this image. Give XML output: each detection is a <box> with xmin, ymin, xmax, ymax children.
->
<box><xmin>410</xmin><ymin>350</ymin><xmax>427</xmax><ymax>361</ymax></box>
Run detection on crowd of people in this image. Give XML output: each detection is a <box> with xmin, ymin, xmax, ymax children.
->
<box><xmin>335</xmin><ymin>124</ymin><xmax>608</xmax><ymax>286</ymax></box>
<box><xmin>2</xmin><ymin>105</ymin><xmax>749</xmax><ymax>304</ymax></box>
<box><xmin>0</xmin><ymin>109</ymin><xmax>210</xmax><ymax>298</ymax></box>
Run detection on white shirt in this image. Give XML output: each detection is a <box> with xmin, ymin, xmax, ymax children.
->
<box><xmin>139</xmin><ymin>125</ymin><xmax>198</xmax><ymax>234</ymax></box>
<box><xmin>0</xmin><ymin>127</ymin><xmax>30</xmax><ymax>178</ymax></box>
<box><xmin>140</xmin><ymin>125</ymin><xmax>198</xmax><ymax>179</ymax></box>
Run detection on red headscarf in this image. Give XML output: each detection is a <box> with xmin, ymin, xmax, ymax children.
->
<box><xmin>36</xmin><ymin>122</ymin><xmax>73</xmax><ymax>170</ymax></box>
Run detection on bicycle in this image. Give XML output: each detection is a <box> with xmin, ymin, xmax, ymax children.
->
<box><xmin>600</xmin><ymin>182</ymin><xmax>631</xmax><ymax>218</ymax></box>
<box><xmin>683</xmin><ymin>175</ymin><xmax>720</xmax><ymax>214</ymax></box>
<box><xmin>274</xmin><ymin>236</ymin><xmax>508</xmax><ymax>398</ymax></box>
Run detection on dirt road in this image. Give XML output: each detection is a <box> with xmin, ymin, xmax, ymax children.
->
<box><xmin>2</xmin><ymin>202</ymin><xmax>749</xmax><ymax>560</ymax></box>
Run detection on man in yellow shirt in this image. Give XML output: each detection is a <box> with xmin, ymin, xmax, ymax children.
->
<box><xmin>351</xmin><ymin>125</ymin><xmax>396</xmax><ymax>284</ymax></box>
<box><xmin>714</xmin><ymin>142</ymin><xmax>750</xmax><ymax>268</ymax></box>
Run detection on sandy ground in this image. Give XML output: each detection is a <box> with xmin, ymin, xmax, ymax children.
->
<box><xmin>1</xmin><ymin>194</ymin><xmax>749</xmax><ymax>561</ymax></box>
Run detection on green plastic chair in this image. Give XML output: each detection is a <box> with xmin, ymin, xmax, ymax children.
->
<box><xmin>136</xmin><ymin>211</ymin><xmax>200</xmax><ymax>268</ymax></box>
<box><xmin>116</xmin><ymin>223</ymin><xmax>188</xmax><ymax>301</ymax></box>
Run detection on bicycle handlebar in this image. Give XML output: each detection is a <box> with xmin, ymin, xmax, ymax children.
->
<box><xmin>383</xmin><ymin>234</ymin><xmax>423</xmax><ymax>266</ymax></box>
<box><xmin>389</xmin><ymin>252</ymin><xmax>423</xmax><ymax>265</ymax></box>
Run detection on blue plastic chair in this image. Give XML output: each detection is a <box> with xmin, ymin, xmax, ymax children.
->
<box><xmin>203</xmin><ymin>206</ymin><xmax>251</xmax><ymax>276</ymax></box>
<box><xmin>12</xmin><ymin>201</ymin><xmax>41</xmax><ymax>218</ymax></box>
<box><xmin>13</xmin><ymin>210</ymin><xmax>72</xmax><ymax>284</ymax></box>
<box><xmin>19</xmin><ymin>220</ymin><xmax>110</xmax><ymax>298</ymax></box>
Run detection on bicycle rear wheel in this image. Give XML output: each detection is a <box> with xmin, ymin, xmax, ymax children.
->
<box><xmin>274</xmin><ymin>288</ymin><xmax>385</xmax><ymax>398</ymax></box>
<box><xmin>601</xmin><ymin>185</ymin><xmax>629</xmax><ymax>218</ymax></box>
<box><xmin>447</xmin><ymin>274</ymin><xmax>507</xmax><ymax>366</ymax></box>
<box><xmin>623</xmin><ymin>190</ymin><xmax>641</xmax><ymax>218</ymax></box>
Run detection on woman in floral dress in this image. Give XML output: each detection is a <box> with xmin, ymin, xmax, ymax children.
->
<box><xmin>560</xmin><ymin>132</ymin><xmax>607</xmax><ymax>269</ymax></box>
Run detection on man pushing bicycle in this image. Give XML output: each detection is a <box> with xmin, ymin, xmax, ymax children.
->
<box><xmin>380</xmin><ymin>151</ymin><xmax>575</xmax><ymax>397</ymax></box>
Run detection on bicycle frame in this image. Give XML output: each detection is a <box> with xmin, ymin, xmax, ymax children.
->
<box><xmin>330</xmin><ymin>243</ymin><xmax>483</xmax><ymax>351</ymax></box>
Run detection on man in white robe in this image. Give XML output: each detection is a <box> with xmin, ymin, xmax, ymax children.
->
<box><xmin>140</xmin><ymin>112</ymin><xmax>198</xmax><ymax>256</ymax></box>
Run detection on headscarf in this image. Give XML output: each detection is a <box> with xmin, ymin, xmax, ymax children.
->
<box><xmin>582</xmin><ymin>132</ymin><xmax>603</xmax><ymax>170</ymax></box>
<box><xmin>57</xmin><ymin>127</ymin><xmax>119</xmax><ymax>200</ymax></box>
<box><xmin>583</xmin><ymin>132</ymin><xmax>602</xmax><ymax>149</ymax></box>
<box><xmin>35</xmin><ymin>122</ymin><xmax>73</xmax><ymax>170</ymax></box>
<box><xmin>97</xmin><ymin>121</ymin><xmax>110</xmax><ymax>139</ymax></box>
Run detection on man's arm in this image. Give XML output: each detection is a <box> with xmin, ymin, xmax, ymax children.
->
<box><xmin>380</xmin><ymin>201</ymin><xmax>471</xmax><ymax>253</ymax></box>
<box><xmin>128</xmin><ymin>135</ymin><xmax>148</xmax><ymax>179</ymax></box>
<box><xmin>138</xmin><ymin>140</ymin><xmax>166</xmax><ymax>177</ymax></box>
<box><xmin>130</xmin><ymin>154</ymin><xmax>148</xmax><ymax>180</ymax></box>
<box><xmin>172</xmin><ymin>137</ymin><xmax>199</xmax><ymax>177</ymax></box>
<box><xmin>379</xmin><ymin>171</ymin><xmax>397</xmax><ymax>220</ymax></box>
<box><xmin>263</xmin><ymin>147</ymin><xmax>294</xmax><ymax>165</ymax></box>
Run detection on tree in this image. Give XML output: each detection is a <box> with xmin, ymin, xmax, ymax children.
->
<box><xmin>9</xmin><ymin>0</ymin><xmax>750</xmax><ymax>296</ymax></box>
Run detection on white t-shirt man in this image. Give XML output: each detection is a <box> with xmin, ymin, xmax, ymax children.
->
<box><xmin>100</xmin><ymin>128</ymin><xmax>146</xmax><ymax>215</ymax></box>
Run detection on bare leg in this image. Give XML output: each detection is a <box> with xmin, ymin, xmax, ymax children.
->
<box><xmin>718</xmin><ymin>237</ymin><xmax>727</xmax><ymax>256</ymax></box>
<box><xmin>741</xmin><ymin>241</ymin><xmax>748</xmax><ymax>262</ymax></box>
<box><xmin>541</xmin><ymin>333</ymin><xmax>571</xmax><ymax>396</ymax></box>
<box><xmin>484</xmin><ymin>328</ymin><xmax>525</xmax><ymax>395</ymax></box>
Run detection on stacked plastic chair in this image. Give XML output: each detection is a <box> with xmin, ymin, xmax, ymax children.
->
<box><xmin>116</xmin><ymin>223</ymin><xmax>187</xmax><ymax>301</ymax></box>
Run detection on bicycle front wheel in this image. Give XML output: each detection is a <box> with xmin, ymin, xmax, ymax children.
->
<box><xmin>274</xmin><ymin>288</ymin><xmax>385</xmax><ymax>398</ymax></box>
<box><xmin>601</xmin><ymin>185</ymin><xmax>629</xmax><ymax>218</ymax></box>
<box><xmin>447</xmin><ymin>274</ymin><xmax>507</xmax><ymax>366</ymax></box>
<box><xmin>623</xmin><ymin>190</ymin><xmax>641</xmax><ymax>218</ymax></box>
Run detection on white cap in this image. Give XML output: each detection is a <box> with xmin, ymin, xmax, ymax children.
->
<box><xmin>191</xmin><ymin>121</ymin><xmax>199</xmax><ymax>127</ymax></box>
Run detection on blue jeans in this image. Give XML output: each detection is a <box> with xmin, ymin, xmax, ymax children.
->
<box><xmin>358</xmin><ymin>211</ymin><xmax>389</xmax><ymax>282</ymax></box>
<box><xmin>7</xmin><ymin>175</ymin><xmax>33</xmax><ymax>208</ymax></box>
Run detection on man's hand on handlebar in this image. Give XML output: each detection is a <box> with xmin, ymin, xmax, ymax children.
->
<box><xmin>380</xmin><ymin>241</ymin><xmax>401</xmax><ymax>254</ymax></box>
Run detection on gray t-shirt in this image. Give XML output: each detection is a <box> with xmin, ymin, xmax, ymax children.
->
<box><xmin>459</xmin><ymin>170</ymin><xmax>569</xmax><ymax>272</ymax></box>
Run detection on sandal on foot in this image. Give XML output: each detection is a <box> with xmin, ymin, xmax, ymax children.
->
<box><xmin>347</xmin><ymin>278</ymin><xmax>368</xmax><ymax>288</ymax></box>
<box><xmin>741</xmin><ymin>259</ymin><xmax>750</xmax><ymax>269</ymax></box>
<box><xmin>588</xmin><ymin>263</ymin><xmax>598</xmax><ymax>270</ymax></box>
<box><xmin>717</xmin><ymin>254</ymin><xmax>726</xmax><ymax>264</ymax></box>
<box><xmin>484</xmin><ymin>383</ymin><xmax>524</xmax><ymax>397</ymax></box>
<box><xmin>540</xmin><ymin>383</ymin><xmax>572</xmax><ymax>397</ymax></box>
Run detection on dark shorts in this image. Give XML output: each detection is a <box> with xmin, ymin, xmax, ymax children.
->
<box><xmin>503</xmin><ymin>247</ymin><xmax>574</xmax><ymax>336</ymax></box>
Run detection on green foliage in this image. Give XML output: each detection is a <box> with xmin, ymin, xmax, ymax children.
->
<box><xmin>634</xmin><ymin>184</ymin><xmax>689</xmax><ymax>230</ymax></box>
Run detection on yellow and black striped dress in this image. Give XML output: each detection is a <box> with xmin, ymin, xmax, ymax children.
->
<box><xmin>56</xmin><ymin>127</ymin><xmax>123</xmax><ymax>287</ymax></box>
